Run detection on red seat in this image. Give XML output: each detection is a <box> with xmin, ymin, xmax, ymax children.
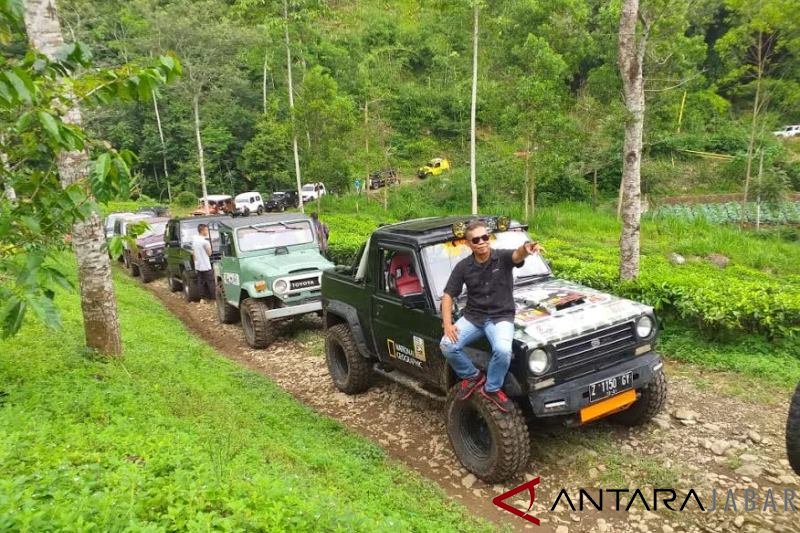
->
<box><xmin>388</xmin><ymin>253</ymin><xmax>422</xmax><ymax>297</ymax></box>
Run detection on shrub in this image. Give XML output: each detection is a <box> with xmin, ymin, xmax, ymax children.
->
<box><xmin>174</xmin><ymin>191</ymin><xmax>197</xmax><ymax>208</ymax></box>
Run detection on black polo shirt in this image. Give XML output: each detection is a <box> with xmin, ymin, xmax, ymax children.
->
<box><xmin>443</xmin><ymin>249</ymin><xmax>523</xmax><ymax>326</ymax></box>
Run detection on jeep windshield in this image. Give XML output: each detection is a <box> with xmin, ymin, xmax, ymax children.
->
<box><xmin>301</xmin><ymin>185</ymin><xmax>315</xmax><ymax>192</ymax></box>
<box><xmin>420</xmin><ymin>230</ymin><xmax>551</xmax><ymax>303</ymax></box>
<box><xmin>269</xmin><ymin>193</ymin><xmax>285</xmax><ymax>200</ymax></box>
<box><xmin>140</xmin><ymin>222</ymin><xmax>167</xmax><ymax>239</ymax></box>
<box><xmin>237</xmin><ymin>221</ymin><xmax>314</xmax><ymax>252</ymax></box>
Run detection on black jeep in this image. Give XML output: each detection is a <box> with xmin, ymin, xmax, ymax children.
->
<box><xmin>265</xmin><ymin>191</ymin><xmax>300</xmax><ymax>212</ymax></box>
<box><xmin>368</xmin><ymin>168</ymin><xmax>399</xmax><ymax>190</ymax></box>
<box><xmin>321</xmin><ymin>216</ymin><xmax>667</xmax><ymax>482</ymax></box>
<box><xmin>164</xmin><ymin>215</ymin><xmax>222</xmax><ymax>301</ymax></box>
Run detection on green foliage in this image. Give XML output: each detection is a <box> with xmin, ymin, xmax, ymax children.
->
<box><xmin>0</xmin><ymin>267</ymin><xmax>491</xmax><ymax>531</ymax></box>
<box><xmin>0</xmin><ymin>3</ymin><xmax>181</xmax><ymax>337</ymax></box>
<box><xmin>174</xmin><ymin>190</ymin><xmax>198</xmax><ymax>208</ymax></box>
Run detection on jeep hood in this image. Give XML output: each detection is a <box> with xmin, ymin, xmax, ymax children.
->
<box><xmin>242</xmin><ymin>249</ymin><xmax>334</xmax><ymax>278</ymax></box>
<box><xmin>136</xmin><ymin>234</ymin><xmax>165</xmax><ymax>248</ymax></box>
<box><xmin>511</xmin><ymin>279</ymin><xmax>652</xmax><ymax>346</ymax></box>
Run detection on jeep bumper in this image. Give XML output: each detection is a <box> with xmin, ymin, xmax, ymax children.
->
<box><xmin>528</xmin><ymin>352</ymin><xmax>662</xmax><ymax>418</ymax></box>
<box><xmin>265</xmin><ymin>301</ymin><xmax>322</xmax><ymax>319</ymax></box>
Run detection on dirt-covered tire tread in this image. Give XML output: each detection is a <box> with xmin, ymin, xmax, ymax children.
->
<box><xmin>182</xmin><ymin>271</ymin><xmax>201</xmax><ymax>302</ymax></box>
<box><xmin>168</xmin><ymin>273</ymin><xmax>183</xmax><ymax>292</ymax></box>
<box><xmin>787</xmin><ymin>382</ymin><xmax>800</xmax><ymax>475</ymax></box>
<box><xmin>325</xmin><ymin>323</ymin><xmax>371</xmax><ymax>394</ymax></box>
<box><xmin>215</xmin><ymin>280</ymin><xmax>240</xmax><ymax>324</ymax></box>
<box><xmin>610</xmin><ymin>367</ymin><xmax>667</xmax><ymax>426</ymax></box>
<box><xmin>445</xmin><ymin>387</ymin><xmax>529</xmax><ymax>483</ymax></box>
<box><xmin>139</xmin><ymin>263</ymin><xmax>157</xmax><ymax>283</ymax></box>
<box><xmin>241</xmin><ymin>299</ymin><xmax>275</xmax><ymax>348</ymax></box>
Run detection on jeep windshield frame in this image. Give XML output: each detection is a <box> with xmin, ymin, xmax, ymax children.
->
<box><xmin>419</xmin><ymin>230</ymin><xmax>552</xmax><ymax>310</ymax></box>
<box><xmin>235</xmin><ymin>220</ymin><xmax>315</xmax><ymax>253</ymax></box>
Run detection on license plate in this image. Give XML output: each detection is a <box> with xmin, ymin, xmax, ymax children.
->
<box><xmin>589</xmin><ymin>371</ymin><xmax>633</xmax><ymax>402</ymax></box>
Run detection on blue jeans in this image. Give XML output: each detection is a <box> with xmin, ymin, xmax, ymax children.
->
<box><xmin>440</xmin><ymin>316</ymin><xmax>514</xmax><ymax>393</ymax></box>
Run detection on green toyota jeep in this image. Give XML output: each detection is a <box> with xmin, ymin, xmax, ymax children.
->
<box><xmin>322</xmin><ymin>215</ymin><xmax>667</xmax><ymax>482</ymax></box>
<box><xmin>214</xmin><ymin>214</ymin><xmax>334</xmax><ymax>348</ymax></box>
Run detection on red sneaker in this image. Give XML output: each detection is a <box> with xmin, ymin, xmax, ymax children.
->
<box><xmin>481</xmin><ymin>387</ymin><xmax>511</xmax><ymax>413</ymax></box>
<box><xmin>456</xmin><ymin>373</ymin><xmax>486</xmax><ymax>401</ymax></box>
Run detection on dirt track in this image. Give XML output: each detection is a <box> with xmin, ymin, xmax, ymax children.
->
<box><xmin>140</xmin><ymin>276</ymin><xmax>799</xmax><ymax>533</ymax></box>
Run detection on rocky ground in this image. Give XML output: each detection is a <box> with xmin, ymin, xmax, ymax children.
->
<box><xmin>141</xmin><ymin>277</ymin><xmax>799</xmax><ymax>533</ymax></box>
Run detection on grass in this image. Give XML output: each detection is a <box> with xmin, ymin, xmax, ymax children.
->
<box><xmin>0</xmin><ymin>268</ymin><xmax>491</xmax><ymax>531</ymax></box>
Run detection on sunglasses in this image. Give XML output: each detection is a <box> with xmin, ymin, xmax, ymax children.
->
<box><xmin>470</xmin><ymin>234</ymin><xmax>490</xmax><ymax>244</ymax></box>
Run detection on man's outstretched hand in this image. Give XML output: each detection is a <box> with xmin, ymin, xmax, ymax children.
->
<box><xmin>524</xmin><ymin>241</ymin><xmax>545</xmax><ymax>255</ymax></box>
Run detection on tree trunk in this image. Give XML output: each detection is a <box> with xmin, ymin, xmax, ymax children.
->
<box><xmin>262</xmin><ymin>47</ymin><xmax>269</xmax><ymax>116</ymax></box>
<box><xmin>364</xmin><ymin>101</ymin><xmax>369</xmax><ymax>193</ymax></box>
<box><xmin>523</xmin><ymin>142</ymin><xmax>531</xmax><ymax>220</ymax></box>
<box><xmin>24</xmin><ymin>0</ymin><xmax>121</xmax><ymax>355</ymax></box>
<box><xmin>1</xmin><ymin>134</ymin><xmax>16</xmax><ymax>201</ymax></box>
<box><xmin>742</xmin><ymin>30</ymin><xmax>763</xmax><ymax>224</ymax></box>
<box><xmin>284</xmin><ymin>0</ymin><xmax>304</xmax><ymax>213</ymax></box>
<box><xmin>192</xmin><ymin>94</ymin><xmax>209</xmax><ymax>214</ymax></box>
<box><xmin>617</xmin><ymin>0</ymin><xmax>648</xmax><ymax>281</ymax></box>
<box><xmin>592</xmin><ymin>168</ymin><xmax>598</xmax><ymax>209</ymax></box>
<box><xmin>469</xmin><ymin>2</ymin><xmax>479</xmax><ymax>215</ymax></box>
<box><xmin>151</xmin><ymin>90</ymin><xmax>171</xmax><ymax>202</ymax></box>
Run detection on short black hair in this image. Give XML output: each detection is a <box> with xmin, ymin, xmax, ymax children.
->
<box><xmin>310</xmin><ymin>212</ymin><xmax>319</xmax><ymax>220</ymax></box>
<box><xmin>197</xmin><ymin>223</ymin><xmax>208</xmax><ymax>233</ymax></box>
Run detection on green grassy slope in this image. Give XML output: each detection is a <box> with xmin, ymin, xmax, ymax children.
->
<box><xmin>0</xmin><ymin>267</ymin><xmax>490</xmax><ymax>532</ymax></box>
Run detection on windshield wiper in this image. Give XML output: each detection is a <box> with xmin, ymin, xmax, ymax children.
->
<box><xmin>516</xmin><ymin>273</ymin><xmax>551</xmax><ymax>281</ymax></box>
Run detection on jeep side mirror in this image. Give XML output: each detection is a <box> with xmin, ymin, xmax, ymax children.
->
<box><xmin>402</xmin><ymin>293</ymin><xmax>427</xmax><ymax>309</ymax></box>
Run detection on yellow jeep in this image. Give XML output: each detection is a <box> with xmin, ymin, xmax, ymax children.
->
<box><xmin>416</xmin><ymin>157</ymin><xmax>451</xmax><ymax>179</ymax></box>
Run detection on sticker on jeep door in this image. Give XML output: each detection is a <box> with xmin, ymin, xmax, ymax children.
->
<box><xmin>387</xmin><ymin>338</ymin><xmax>424</xmax><ymax>368</ymax></box>
<box><xmin>223</xmin><ymin>272</ymin><xmax>239</xmax><ymax>285</ymax></box>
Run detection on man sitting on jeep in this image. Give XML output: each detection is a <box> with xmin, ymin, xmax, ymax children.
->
<box><xmin>440</xmin><ymin>220</ymin><xmax>543</xmax><ymax>412</ymax></box>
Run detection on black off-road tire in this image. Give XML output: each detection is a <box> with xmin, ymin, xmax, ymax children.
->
<box><xmin>325</xmin><ymin>324</ymin><xmax>371</xmax><ymax>394</ymax></box>
<box><xmin>139</xmin><ymin>263</ymin><xmax>158</xmax><ymax>283</ymax></box>
<box><xmin>168</xmin><ymin>272</ymin><xmax>183</xmax><ymax>292</ymax></box>
<box><xmin>182</xmin><ymin>271</ymin><xmax>201</xmax><ymax>303</ymax></box>
<box><xmin>241</xmin><ymin>299</ymin><xmax>276</xmax><ymax>348</ymax></box>
<box><xmin>787</xmin><ymin>382</ymin><xmax>800</xmax><ymax>475</ymax></box>
<box><xmin>445</xmin><ymin>387</ymin><xmax>529</xmax><ymax>483</ymax></box>
<box><xmin>215</xmin><ymin>280</ymin><xmax>240</xmax><ymax>324</ymax></box>
<box><xmin>609</xmin><ymin>368</ymin><xmax>668</xmax><ymax>426</ymax></box>
<box><xmin>124</xmin><ymin>253</ymin><xmax>140</xmax><ymax>277</ymax></box>
<box><xmin>257</xmin><ymin>206</ymin><xmax>264</xmax><ymax>215</ymax></box>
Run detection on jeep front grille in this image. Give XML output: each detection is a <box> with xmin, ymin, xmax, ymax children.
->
<box><xmin>553</xmin><ymin>322</ymin><xmax>635</xmax><ymax>371</ymax></box>
<box><xmin>289</xmin><ymin>276</ymin><xmax>320</xmax><ymax>291</ymax></box>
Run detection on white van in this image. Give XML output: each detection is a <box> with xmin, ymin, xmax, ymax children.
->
<box><xmin>235</xmin><ymin>191</ymin><xmax>265</xmax><ymax>214</ymax></box>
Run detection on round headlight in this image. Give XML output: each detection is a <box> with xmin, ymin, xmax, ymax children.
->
<box><xmin>273</xmin><ymin>279</ymin><xmax>289</xmax><ymax>294</ymax></box>
<box><xmin>636</xmin><ymin>315</ymin><xmax>654</xmax><ymax>338</ymax></box>
<box><xmin>528</xmin><ymin>348</ymin><xmax>549</xmax><ymax>375</ymax></box>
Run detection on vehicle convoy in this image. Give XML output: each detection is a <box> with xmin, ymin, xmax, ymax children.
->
<box><xmin>235</xmin><ymin>191</ymin><xmax>265</xmax><ymax>215</ymax></box>
<box><xmin>213</xmin><ymin>214</ymin><xmax>334</xmax><ymax>348</ymax></box>
<box><xmin>165</xmin><ymin>215</ymin><xmax>222</xmax><ymax>301</ymax></box>
<box><xmin>788</xmin><ymin>383</ymin><xmax>800</xmax><ymax>475</ymax></box>
<box><xmin>321</xmin><ymin>216</ymin><xmax>667</xmax><ymax>482</ymax></box>
<box><xmin>123</xmin><ymin>217</ymin><xmax>169</xmax><ymax>283</ymax></box>
<box><xmin>416</xmin><ymin>157</ymin><xmax>450</xmax><ymax>179</ymax></box>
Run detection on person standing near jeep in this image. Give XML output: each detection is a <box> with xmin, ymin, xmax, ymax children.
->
<box><xmin>440</xmin><ymin>220</ymin><xmax>543</xmax><ymax>412</ymax></box>
<box><xmin>192</xmin><ymin>224</ymin><xmax>215</xmax><ymax>302</ymax></box>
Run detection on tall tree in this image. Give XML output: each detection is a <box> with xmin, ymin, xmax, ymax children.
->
<box><xmin>469</xmin><ymin>0</ymin><xmax>480</xmax><ymax>215</ymax></box>
<box><xmin>23</xmin><ymin>0</ymin><xmax>122</xmax><ymax>354</ymax></box>
<box><xmin>617</xmin><ymin>0</ymin><xmax>651</xmax><ymax>280</ymax></box>
<box><xmin>284</xmin><ymin>0</ymin><xmax>304</xmax><ymax>212</ymax></box>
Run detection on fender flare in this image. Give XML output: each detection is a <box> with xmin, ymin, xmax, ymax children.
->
<box><xmin>324</xmin><ymin>300</ymin><xmax>372</xmax><ymax>359</ymax></box>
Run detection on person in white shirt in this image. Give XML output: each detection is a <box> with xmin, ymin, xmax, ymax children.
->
<box><xmin>192</xmin><ymin>224</ymin><xmax>215</xmax><ymax>301</ymax></box>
